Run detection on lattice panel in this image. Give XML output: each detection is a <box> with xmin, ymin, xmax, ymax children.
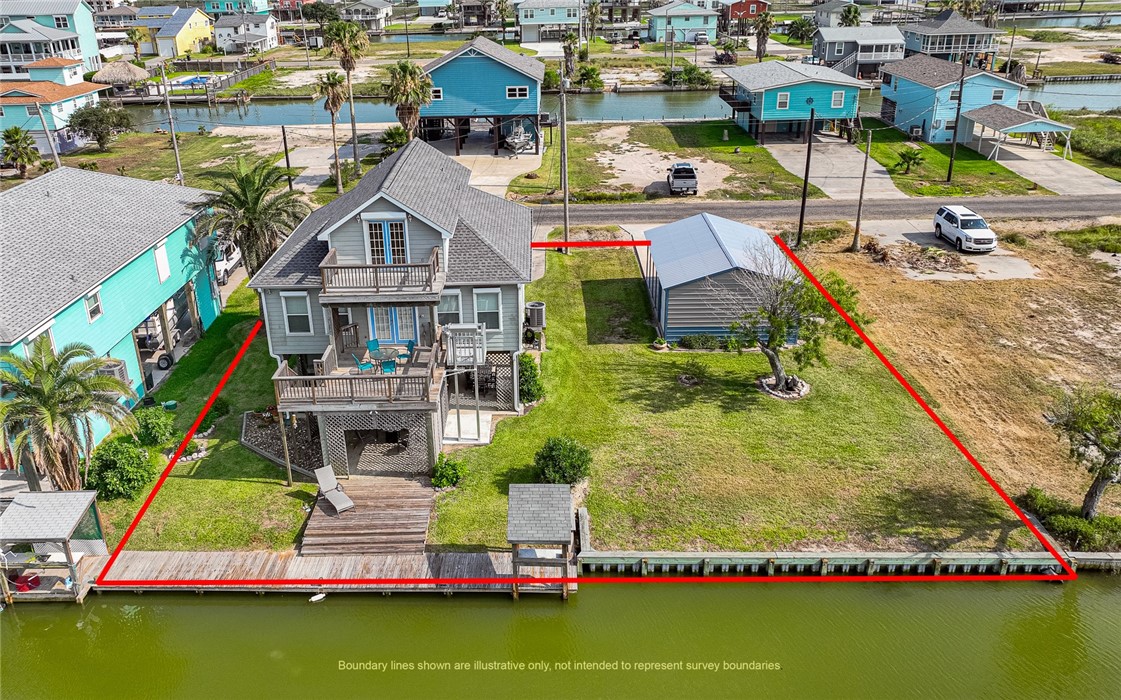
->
<box><xmin>487</xmin><ymin>352</ymin><xmax>515</xmax><ymax>410</ymax></box>
<box><xmin>322</xmin><ymin>412</ymin><xmax>430</xmax><ymax>477</ymax></box>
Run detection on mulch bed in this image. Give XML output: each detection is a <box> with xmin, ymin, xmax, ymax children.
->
<box><xmin>240</xmin><ymin>411</ymin><xmax>322</xmax><ymax>473</ymax></box>
<box><xmin>863</xmin><ymin>240</ymin><xmax>976</xmax><ymax>274</ymax></box>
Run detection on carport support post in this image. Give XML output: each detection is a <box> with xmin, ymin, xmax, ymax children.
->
<box><xmin>850</xmin><ymin>129</ymin><xmax>872</xmax><ymax>253</ymax></box>
<box><xmin>795</xmin><ymin>107</ymin><xmax>814</xmax><ymax>249</ymax></box>
<box><xmin>274</xmin><ymin>385</ymin><xmax>294</xmax><ymax>487</ymax></box>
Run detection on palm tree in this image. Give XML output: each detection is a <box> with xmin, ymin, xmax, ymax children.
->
<box><xmin>315</xmin><ymin>71</ymin><xmax>348</xmax><ymax>194</ymax></box>
<box><xmin>383</xmin><ymin>60</ymin><xmax>433</xmax><ymax>139</ymax></box>
<box><xmin>956</xmin><ymin>0</ymin><xmax>982</xmax><ymax>19</ymax></box>
<box><xmin>562</xmin><ymin>31</ymin><xmax>578</xmax><ymax>77</ymax></box>
<box><xmin>753</xmin><ymin>12</ymin><xmax>775</xmax><ymax>62</ymax></box>
<box><xmin>895</xmin><ymin>148</ymin><xmax>925</xmax><ymax>174</ymax></box>
<box><xmin>788</xmin><ymin>17</ymin><xmax>817</xmax><ymax>45</ymax></box>
<box><xmin>126</xmin><ymin>27</ymin><xmax>145</xmax><ymax>60</ymax></box>
<box><xmin>495</xmin><ymin>0</ymin><xmax>511</xmax><ymax>44</ymax></box>
<box><xmin>2</xmin><ymin>126</ymin><xmax>39</xmax><ymax>179</ymax></box>
<box><xmin>587</xmin><ymin>1</ymin><xmax>602</xmax><ymax>43</ymax></box>
<box><xmin>371</xmin><ymin>125</ymin><xmax>410</xmax><ymax>165</ymax></box>
<box><xmin>839</xmin><ymin>5</ymin><xmax>862</xmax><ymax>28</ymax></box>
<box><xmin>0</xmin><ymin>338</ymin><xmax>138</xmax><ymax>491</ymax></box>
<box><xmin>323</xmin><ymin>20</ymin><xmax>369</xmax><ymax>178</ymax></box>
<box><xmin>194</xmin><ymin>157</ymin><xmax>312</xmax><ymax>274</ymax></box>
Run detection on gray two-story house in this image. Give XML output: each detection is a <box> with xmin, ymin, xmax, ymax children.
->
<box><xmin>812</xmin><ymin>25</ymin><xmax>905</xmax><ymax>80</ymax></box>
<box><xmin>249</xmin><ymin>140</ymin><xmax>532</xmax><ymax>478</ymax></box>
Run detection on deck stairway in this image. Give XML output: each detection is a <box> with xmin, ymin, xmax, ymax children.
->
<box><xmin>830</xmin><ymin>52</ymin><xmax>857</xmax><ymax>75</ymax></box>
<box><xmin>1018</xmin><ymin>100</ymin><xmax>1056</xmax><ymax>150</ymax></box>
<box><xmin>300</xmin><ymin>476</ymin><xmax>435</xmax><ymax>556</ymax></box>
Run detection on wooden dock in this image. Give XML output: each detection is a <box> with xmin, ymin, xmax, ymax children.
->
<box><xmin>300</xmin><ymin>477</ymin><xmax>434</xmax><ymax>556</ymax></box>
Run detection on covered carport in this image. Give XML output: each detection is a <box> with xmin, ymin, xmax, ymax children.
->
<box><xmin>961</xmin><ymin>103</ymin><xmax>1074</xmax><ymax>162</ymax></box>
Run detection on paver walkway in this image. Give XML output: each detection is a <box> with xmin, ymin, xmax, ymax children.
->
<box><xmin>765</xmin><ymin>135</ymin><xmax>909</xmax><ymax>200</ymax></box>
<box><xmin>970</xmin><ymin>139</ymin><xmax>1121</xmax><ymax>196</ymax></box>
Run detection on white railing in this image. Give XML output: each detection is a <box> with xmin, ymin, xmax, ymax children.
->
<box><xmin>857</xmin><ymin>51</ymin><xmax>904</xmax><ymax>62</ymax></box>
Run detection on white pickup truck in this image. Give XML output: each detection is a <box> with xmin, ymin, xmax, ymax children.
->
<box><xmin>214</xmin><ymin>242</ymin><xmax>242</xmax><ymax>285</ymax></box>
<box><xmin>667</xmin><ymin>162</ymin><xmax>698</xmax><ymax>196</ymax></box>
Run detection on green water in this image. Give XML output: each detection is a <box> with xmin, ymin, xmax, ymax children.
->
<box><xmin>3</xmin><ymin>578</ymin><xmax>1119</xmax><ymax>698</ymax></box>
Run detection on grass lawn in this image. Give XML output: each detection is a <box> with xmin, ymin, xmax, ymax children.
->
<box><xmin>1033</xmin><ymin>60</ymin><xmax>1121</xmax><ymax>76</ymax></box>
<box><xmin>1048</xmin><ymin>110</ymin><xmax>1121</xmax><ymax>183</ymax></box>
<box><xmin>508</xmin><ymin>120</ymin><xmax>821</xmax><ymax>202</ymax></box>
<box><xmin>1053</xmin><ymin>223</ymin><xmax>1121</xmax><ymax>254</ymax></box>
<box><xmin>859</xmin><ymin>118</ymin><xmax>1051</xmax><ymax>197</ymax></box>
<box><xmin>432</xmin><ymin>246</ymin><xmax>1035</xmax><ymax>552</ymax></box>
<box><xmin>98</xmin><ymin>284</ymin><xmax>317</xmax><ymax>551</ymax></box>
<box><xmin>218</xmin><ymin>67</ymin><xmax>388</xmax><ymax>98</ymax></box>
<box><xmin>50</xmin><ymin>132</ymin><xmax>260</xmax><ymax>189</ymax></box>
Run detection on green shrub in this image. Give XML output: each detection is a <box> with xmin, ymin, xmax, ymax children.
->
<box><xmin>543</xmin><ymin>68</ymin><xmax>560</xmax><ymax>91</ymax></box>
<box><xmin>86</xmin><ymin>438</ymin><xmax>157</xmax><ymax>499</ymax></box>
<box><xmin>1048</xmin><ymin>514</ymin><xmax>1100</xmax><ymax>549</ymax></box>
<box><xmin>578</xmin><ymin>46</ymin><xmax>589</xmax><ymax>62</ymax></box>
<box><xmin>535</xmin><ymin>436</ymin><xmax>592</xmax><ymax>485</ymax></box>
<box><xmin>1022</xmin><ymin>486</ymin><xmax>1072</xmax><ymax>519</ymax></box>
<box><xmin>1001</xmin><ymin>231</ymin><xmax>1028</xmax><ymax>246</ymax></box>
<box><xmin>210</xmin><ymin>395</ymin><xmax>231</xmax><ymax>417</ymax></box>
<box><xmin>1020</xmin><ymin>488</ymin><xmax>1121</xmax><ymax>551</ymax></box>
<box><xmin>183</xmin><ymin>439</ymin><xmax>202</xmax><ymax>456</ymax></box>
<box><xmin>1054</xmin><ymin>224</ymin><xmax>1121</xmax><ymax>255</ymax></box>
<box><xmin>135</xmin><ymin>407</ymin><xmax>176</xmax><ymax>446</ymax></box>
<box><xmin>432</xmin><ymin>453</ymin><xmax>467</xmax><ymax>488</ymax></box>
<box><xmin>678</xmin><ymin>333</ymin><xmax>721</xmax><ymax>350</ymax></box>
<box><xmin>519</xmin><ymin>353</ymin><xmax>544</xmax><ymax>404</ymax></box>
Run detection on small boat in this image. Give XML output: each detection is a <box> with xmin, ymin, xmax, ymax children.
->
<box><xmin>309</xmin><ymin>593</ymin><xmax>327</xmax><ymax>603</ymax></box>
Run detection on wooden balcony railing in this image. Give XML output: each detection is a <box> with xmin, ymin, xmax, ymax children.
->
<box><xmin>718</xmin><ymin>84</ymin><xmax>751</xmax><ymax>110</ymax></box>
<box><xmin>319</xmin><ymin>247</ymin><xmax>441</xmax><ymax>295</ymax></box>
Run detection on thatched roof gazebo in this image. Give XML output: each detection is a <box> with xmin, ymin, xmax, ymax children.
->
<box><xmin>91</xmin><ymin>60</ymin><xmax>150</xmax><ymax>87</ymax></box>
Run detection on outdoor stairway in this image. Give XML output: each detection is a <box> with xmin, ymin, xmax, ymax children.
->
<box><xmin>300</xmin><ymin>476</ymin><xmax>435</xmax><ymax>556</ymax></box>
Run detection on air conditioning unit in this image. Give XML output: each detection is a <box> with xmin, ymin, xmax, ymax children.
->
<box><xmin>97</xmin><ymin>358</ymin><xmax>130</xmax><ymax>384</ymax></box>
<box><xmin>525</xmin><ymin>301</ymin><xmax>546</xmax><ymax>331</ymax></box>
<box><xmin>909</xmin><ymin>125</ymin><xmax>922</xmax><ymax>139</ymax></box>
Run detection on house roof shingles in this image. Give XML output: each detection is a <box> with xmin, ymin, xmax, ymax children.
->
<box><xmin>506</xmin><ymin>484</ymin><xmax>573</xmax><ymax>545</ymax></box>
<box><xmin>647</xmin><ymin>1</ymin><xmax>719</xmax><ymax>17</ymax></box>
<box><xmin>723</xmin><ymin>60</ymin><xmax>869</xmax><ymax>91</ymax></box>
<box><xmin>961</xmin><ymin>103</ymin><xmax>1072</xmax><ymax>133</ymax></box>
<box><xmin>815</xmin><ymin>26</ymin><xmax>904</xmax><ymax>44</ymax></box>
<box><xmin>423</xmin><ymin>36</ymin><xmax>545</xmax><ymax>83</ymax></box>
<box><xmin>815</xmin><ymin>0</ymin><xmax>856</xmax><ymax>12</ymax></box>
<box><xmin>646</xmin><ymin>213</ymin><xmax>788</xmax><ymax>289</ymax></box>
<box><xmin>250</xmin><ymin>140</ymin><xmax>532</xmax><ymax>290</ymax></box>
<box><xmin>0</xmin><ymin>0</ymin><xmax>83</xmax><ymax>15</ymax></box>
<box><xmin>0</xmin><ymin>491</ymin><xmax>96</xmax><ymax>543</ymax></box>
<box><xmin>0</xmin><ymin>19</ymin><xmax>78</xmax><ymax>43</ymax></box>
<box><xmin>23</xmin><ymin>56</ymin><xmax>83</xmax><ymax>68</ymax></box>
<box><xmin>880</xmin><ymin>54</ymin><xmax>1016</xmax><ymax>89</ymax></box>
<box><xmin>903</xmin><ymin>9</ymin><xmax>1000</xmax><ymax>36</ymax></box>
<box><xmin>215</xmin><ymin>13</ymin><xmax>271</xmax><ymax>28</ymax></box>
<box><xmin>0</xmin><ymin>80</ymin><xmax>104</xmax><ymax>105</ymax></box>
<box><xmin>0</xmin><ymin>168</ymin><xmax>209</xmax><ymax>344</ymax></box>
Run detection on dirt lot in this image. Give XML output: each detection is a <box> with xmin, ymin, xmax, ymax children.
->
<box><xmin>590</xmin><ymin>124</ymin><xmax>733</xmax><ymax>196</ymax></box>
<box><xmin>805</xmin><ymin>216</ymin><xmax>1121</xmax><ymax>519</ymax></box>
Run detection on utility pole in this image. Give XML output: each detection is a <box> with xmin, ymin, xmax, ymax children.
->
<box><xmin>946</xmin><ymin>52</ymin><xmax>969</xmax><ymax>183</ymax></box>
<box><xmin>404</xmin><ymin>0</ymin><xmax>412</xmax><ymax>58</ymax></box>
<box><xmin>34</xmin><ymin>102</ymin><xmax>61</xmax><ymax>170</ymax></box>
<box><xmin>560</xmin><ymin>60</ymin><xmax>570</xmax><ymax>254</ymax></box>
<box><xmin>1005</xmin><ymin>24</ymin><xmax>1017</xmax><ymax>70</ymax></box>
<box><xmin>281</xmin><ymin>124</ymin><xmax>293</xmax><ymax>192</ymax></box>
<box><xmin>669</xmin><ymin>24</ymin><xmax>675</xmax><ymax>86</ymax></box>
<box><xmin>160</xmin><ymin>63</ymin><xmax>185</xmax><ymax>185</ymax></box>
<box><xmin>850</xmin><ymin>128</ymin><xmax>871</xmax><ymax>253</ymax></box>
<box><xmin>795</xmin><ymin>107</ymin><xmax>814</xmax><ymax>249</ymax></box>
<box><xmin>299</xmin><ymin>3</ymin><xmax>311</xmax><ymax>69</ymax></box>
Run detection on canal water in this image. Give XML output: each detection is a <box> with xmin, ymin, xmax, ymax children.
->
<box><xmin>126</xmin><ymin>81</ymin><xmax>1121</xmax><ymax>133</ymax></box>
<box><xmin>2</xmin><ymin>578</ymin><xmax>1119</xmax><ymax>698</ymax></box>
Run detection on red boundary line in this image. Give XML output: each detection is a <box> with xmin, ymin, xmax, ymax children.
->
<box><xmin>97</xmin><ymin>242</ymin><xmax>1074</xmax><ymax>588</ymax></box>
<box><xmin>531</xmin><ymin>240</ymin><xmax>650</xmax><ymax>248</ymax></box>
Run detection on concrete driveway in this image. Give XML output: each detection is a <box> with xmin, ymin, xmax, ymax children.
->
<box><xmin>857</xmin><ymin>218</ymin><xmax>1039</xmax><ymax>281</ymax></box>
<box><xmin>765</xmin><ymin>136</ymin><xmax>909</xmax><ymax>200</ymax></box>
<box><xmin>972</xmin><ymin>139</ymin><xmax>1121</xmax><ymax>196</ymax></box>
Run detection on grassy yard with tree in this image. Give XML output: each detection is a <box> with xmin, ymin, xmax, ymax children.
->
<box><xmin>431</xmin><ymin>242</ymin><xmax>1036</xmax><ymax>552</ymax></box>
<box><xmin>858</xmin><ymin>119</ymin><xmax>1051</xmax><ymax>197</ymax></box>
<box><xmin>1048</xmin><ymin>108</ymin><xmax>1121</xmax><ymax>183</ymax></box>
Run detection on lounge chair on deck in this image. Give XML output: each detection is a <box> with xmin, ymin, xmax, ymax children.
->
<box><xmin>314</xmin><ymin>467</ymin><xmax>354</xmax><ymax>515</ymax></box>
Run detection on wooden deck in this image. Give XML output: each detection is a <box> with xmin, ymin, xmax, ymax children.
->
<box><xmin>2</xmin><ymin>555</ymin><xmax>108</xmax><ymax>604</ymax></box>
<box><xmin>300</xmin><ymin>476</ymin><xmax>434</xmax><ymax>556</ymax></box>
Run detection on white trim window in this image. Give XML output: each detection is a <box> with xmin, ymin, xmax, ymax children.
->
<box><xmin>54</xmin><ymin>15</ymin><xmax>70</xmax><ymax>29</ymax></box>
<box><xmin>26</xmin><ymin>104</ymin><xmax>39</xmax><ymax>116</ymax></box>
<box><xmin>280</xmin><ymin>292</ymin><xmax>313</xmax><ymax>335</ymax></box>
<box><xmin>154</xmin><ymin>242</ymin><xmax>171</xmax><ymax>283</ymax></box>
<box><xmin>437</xmin><ymin>291</ymin><xmax>461</xmax><ymax>326</ymax></box>
<box><xmin>524</xmin><ymin>8</ymin><xmax>534</xmax><ymax>19</ymax></box>
<box><xmin>566</xmin><ymin>7</ymin><xmax>577</xmax><ymax>18</ymax></box>
<box><xmin>431</xmin><ymin>87</ymin><xmax>443</xmax><ymax>100</ymax></box>
<box><xmin>776</xmin><ymin>92</ymin><xmax>790</xmax><ymax>110</ymax></box>
<box><xmin>85</xmin><ymin>289</ymin><xmax>104</xmax><ymax>322</ymax></box>
<box><xmin>506</xmin><ymin>86</ymin><xmax>529</xmax><ymax>99</ymax></box>
<box><xmin>992</xmin><ymin>88</ymin><xmax>1004</xmax><ymax>101</ymax></box>
<box><xmin>472</xmin><ymin>288</ymin><xmax>502</xmax><ymax>331</ymax></box>
<box><xmin>831</xmin><ymin>90</ymin><xmax>845</xmax><ymax>109</ymax></box>
<box><xmin>834</xmin><ymin>43</ymin><xmax>843</xmax><ymax>56</ymax></box>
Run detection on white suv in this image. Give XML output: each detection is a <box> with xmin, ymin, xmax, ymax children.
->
<box><xmin>933</xmin><ymin>206</ymin><xmax>997</xmax><ymax>253</ymax></box>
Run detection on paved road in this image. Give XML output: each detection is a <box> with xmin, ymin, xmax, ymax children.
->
<box><xmin>530</xmin><ymin>194</ymin><xmax>1121</xmax><ymax>226</ymax></box>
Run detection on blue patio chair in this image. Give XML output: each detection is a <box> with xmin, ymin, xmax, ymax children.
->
<box><xmin>381</xmin><ymin>358</ymin><xmax>397</xmax><ymax>375</ymax></box>
<box><xmin>405</xmin><ymin>340</ymin><xmax>415</xmax><ymax>357</ymax></box>
<box><xmin>351</xmin><ymin>354</ymin><xmax>375</xmax><ymax>373</ymax></box>
<box><xmin>366</xmin><ymin>339</ymin><xmax>380</xmax><ymax>353</ymax></box>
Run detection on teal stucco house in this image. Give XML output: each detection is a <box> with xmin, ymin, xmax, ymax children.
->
<box><xmin>720</xmin><ymin>61</ymin><xmax>869</xmax><ymax>143</ymax></box>
<box><xmin>0</xmin><ymin>169</ymin><xmax>222</xmax><ymax>445</ymax></box>
<box><xmin>419</xmin><ymin>37</ymin><xmax>545</xmax><ymax>156</ymax></box>
<box><xmin>646</xmin><ymin>1</ymin><xmax>719</xmax><ymax>43</ymax></box>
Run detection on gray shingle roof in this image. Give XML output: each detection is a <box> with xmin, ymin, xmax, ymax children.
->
<box><xmin>0</xmin><ymin>168</ymin><xmax>209</xmax><ymax>344</ymax></box>
<box><xmin>0</xmin><ymin>490</ymin><xmax>96</xmax><ymax>542</ymax></box>
<box><xmin>250</xmin><ymin>140</ymin><xmax>532</xmax><ymax>289</ymax></box>
<box><xmin>723</xmin><ymin>61</ymin><xmax>869</xmax><ymax>91</ymax></box>
<box><xmin>903</xmin><ymin>9</ymin><xmax>1000</xmax><ymax>36</ymax></box>
<box><xmin>962</xmin><ymin>104</ymin><xmax>1071</xmax><ymax>133</ymax></box>
<box><xmin>0</xmin><ymin>0</ymin><xmax>83</xmax><ymax>15</ymax></box>
<box><xmin>815</xmin><ymin>26</ymin><xmax>904</xmax><ymax>44</ymax></box>
<box><xmin>647</xmin><ymin>1</ymin><xmax>719</xmax><ymax>17</ymax></box>
<box><xmin>214</xmin><ymin>13</ymin><xmax>270</xmax><ymax>28</ymax></box>
<box><xmin>424</xmin><ymin>37</ymin><xmax>545</xmax><ymax>83</ymax></box>
<box><xmin>815</xmin><ymin>0</ymin><xmax>856</xmax><ymax>12</ymax></box>
<box><xmin>646</xmin><ymin>213</ymin><xmax>789</xmax><ymax>289</ymax></box>
<box><xmin>880</xmin><ymin>53</ymin><xmax>1017</xmax><ymax>89</ymax></box>
<box><xmin>506</xmin><ymin>484</ymin><xmax>573</xmax><ymax>545</ymax></box>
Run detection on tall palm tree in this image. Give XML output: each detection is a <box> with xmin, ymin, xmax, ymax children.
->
<box><xmin>496</xmin><ymin>0</ymin><xmax>511</xmax><ymax>44</ymax></box>
<box><xmin>587</xmin><ymin>1</ymin><xmax>602</xmax><ymax>43</ymax></box>
<box><xmin>2</xmin><ymin>126</ymin><xmax>39</xmax><ymax>179</ymax></box>
<box><xmin>194</xmin><ymin>157</ymin><xmax>311</xmax><ymax>273</ymax></box>
<box><xmin>125</xmin><ymin>27</ymin><xmax>145</xmax><ymax>60</ymax></box>
<box><xmin>383</xmin><ymin>60</ymin><xmax>433</xmax><ymax>139</ymax></box>
<box><xmin>562</xmin><ymin>31</ymin><xmax>578</xmax><ymax>77</ymax></box>
<box><xmin>323</xmin><ymin>20</ymin><xmax>369</xmax><ymax>178</ymax></box>
<box><xmin>315</xmin><ymin>71</ymin><xmax>348</xmax><ymax>194</ymax></box>
<box><xmin>788</xmin><ymin>17</ymin><xmax>817</xmax><ymax>44</ymax></box>
<box><xmin>839</xmin><ymin>5</ymin><xmax>862</xmax><ymax>28</ymax></box>
<box><xmin>753</xmin><ymin>12</ymin><xmax>775</xmax><ymax>62</ymax></box>
<box><xmin>0</xmin><ymin>338</ymin><xmax>138</xmax><ymax>491</ymax></box>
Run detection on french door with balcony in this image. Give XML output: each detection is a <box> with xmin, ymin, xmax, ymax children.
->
<box><xmin>369</xmin><ymin>306</ymin><xmax>418</xmax><ymax>344</ymax></box>
<box><xmin>367</xmin><ymin>220</ymin><xmax>408</xmax><ymax>265</ymax></box>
